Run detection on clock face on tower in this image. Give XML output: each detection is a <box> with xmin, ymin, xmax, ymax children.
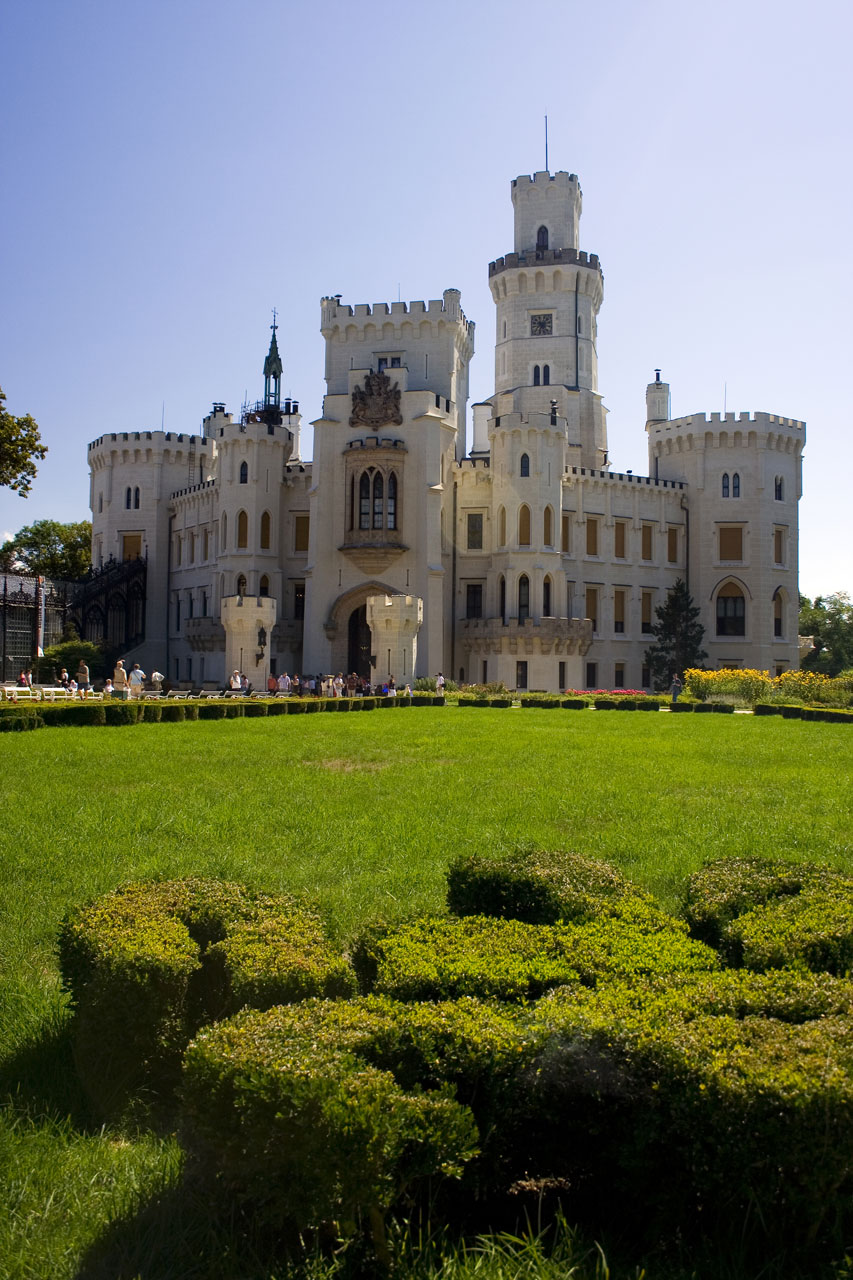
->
<box><xmin>530</xmin><ymin>313</ymin><xmax>553</xmax><ymax>336</ymax></box>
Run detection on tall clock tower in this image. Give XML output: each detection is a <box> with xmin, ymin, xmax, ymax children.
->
<box><xmin>487</xmin><ymin>170</ymin><xmax>608</xmax><ymax>470</ymax></box>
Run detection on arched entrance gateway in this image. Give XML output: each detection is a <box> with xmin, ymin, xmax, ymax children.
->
<box><xmin>347</xmin><ymin>604</ymin><xmax>372</xmax><ymax>678</ymax></box>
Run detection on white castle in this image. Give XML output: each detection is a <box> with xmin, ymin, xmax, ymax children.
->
<box><xmin>85</xmin><ymin>169</ymin><xmax>804</xmax><ymax>691</ymax></box>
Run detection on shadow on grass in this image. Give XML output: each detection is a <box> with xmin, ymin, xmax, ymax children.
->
<box><xmin>0</xmin><ymin>1013</ymin><xmax>93</xmax><ymax>1129</ymax></box>
<box><xmin>74</xmin><ymin>1181</ymin><xmax>326</xmax><ymax>1280</ymax></box>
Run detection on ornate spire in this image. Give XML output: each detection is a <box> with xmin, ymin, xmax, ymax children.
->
<box><xmin>263</xmin><ymin>310</ymin><xmax>282</xmax><ymax>408</ymax></box>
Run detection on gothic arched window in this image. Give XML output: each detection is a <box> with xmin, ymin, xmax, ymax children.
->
<box><xmin>134</xmin><ymin>487</ymin><xmax>140</xmax><ymax>509</ymax></box>
<box><xmin>544</xmin><ymin>506</ymin><xmax>553</xmax><ymax>546</ymax></box>
<box><xmin>775</xmin><ymin>475</ymin><xmax>784</xmax><ymax>501</ymax></box>
<box><xmin>518</xmin><ymin>575</ymin><xmax>530</xmax><ymax>622</ymax></box>
<box><xmin>236</xmin><ymin>574</ymin><xmax>247</xmax><ymax>598</ymax></box>
<box><xmin>536</xmin><ymin>225</ymin><xmax>548</xmax><ymax>250</ymax></box>
<box><xmin>533</xmin><ymin>366</ymin><xmax>540</xmax><ymax>387</ymax></box>
<box><xmin>237</xmin><ymin>510</ymin><xmax>248</xmax><ymax>548</ymax></box>
<box><xmin>543</xmin><ymin>364</ymin><xmax>550</xmax><ymax>386</ymax></box>
<box><xmin>372</xmin><ymin>472</ymin><xmax>384</xmax><ymax>530</ymax></box>
<box><xmin>732</xmin><ymin>473</ymin><xmax>741</xmax><ymax>498</ymax></box>
<box><xmin>499</xmin><ymin>575</ymin><xmax>506</xmax><ymax>622</ymax></box>
<box><xmin>260</xmin><ymin>511</ymin><xmax>271</xmax><ymax>549</ymax></box>
<box><xmin>359</xmin><ymin>472</ymin><xmax>370</xmax><ymax>530</ymax></box>
<box><xmin>387</xmin><ymin>472</ymin><xmax>397</xmax><ymax>530</ymax></box>
<box><xmin>543</xmin><ymin>575</ymin><xmax>552</xmax><ymax>617</ymax></box>
<box><xmin>722</xmin><ymin>472</ymin><xmax>730</xmax><ymax>498</ymax></box>
<box><xmin>259</xmin><ymin>575</ymin><xmax>270</xmax><ymax>598</ymax></box>
<box><xmin>716</xmin><ymin>582</ymin><xmax>745</xmax><ymax>636</ymax></box>
<box><xmin>239</xmin><ymin>461</ymin><xmax>248</xmax><ymax>484</ymax></box>
<box><xmin>520</xmin><ymin>453</ymin><xmax>530</xmax><ymax>477</ymax></box>
<box><xmin>518</xmin><ymin>504</ymin><xmax>531</xmax><ymax>546</ymax></box>
<box><xmin>125</xmin><ymin>487</ymin><xmax>132</xmax><ymax>510</ymax></box>
<box><xmin>498</xmin><ymin>506</ymin><xmax>506</xmax><ymax>547</ymax></box>
<box><xmin>221</xmin><ymin>513</ymin><xmax>227</xmax><ymax>550</ymax></box>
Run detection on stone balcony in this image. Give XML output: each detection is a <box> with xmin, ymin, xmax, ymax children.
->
<box><xmin>460</xmin><ymin>615</ymin><xmax>593</xmax><ymax>656</ymax></box>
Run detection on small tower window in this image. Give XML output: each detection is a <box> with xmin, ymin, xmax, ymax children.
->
<box><xmin>520</xmin><ymin>453</ymin><xmax>530</xmax><ymax>477</ymax></box>
<box><xmin>533</xmin><ymin>365</ymin><xmax>541</xmax><ymax>386</ymax></box>
<box><xmin>544</xmin><ymin>505</ymin><xmax>553</xmax><ymax>546</ymax></box>
<box><xmin>239</xmin><ymin>461</ymin><xmax>248</xmax><ymax>485</ymax></box>
<box><xmin>732</xmin><ymin>472</ymin><xmax>740</xmax><ymax>498</ymax></box>
<box><xmin>236</xmin><ymin>574</ymin><xmax>247</xmax><ymax>598</ymax></box>
<box><xmin>134</xmin><ymin>487</ymin><xmax>140</xmax><ymax>509</ymax></box>
<box><xmin>125</xmin><ymin>487</ymin><xmax>132</xmax><ymax>510</ymax></box>
<box><xmin>518</xmin><ymin>504</ymin><xmax>531</xmax><ymax>546</ymax></box>
<box><xmin>260</xmin><ymin>511</ymin><xmax>271</xmax><ymax>549</ymax></box>
<box><xmin>499</xmin><ymin>575</ymin><xmax>506</xmax><ymax>622</ymax></box>
<box><xmin>536</xmin><ymin>225</ymin><xmax>548</xmax><ymax>250</ymax></box>
<box><xmin>543</xmin><ymin>576</ymin><xmax>552</xmax><ymax>616</ymax></box>
<box><xmin>577</xmin><ymin>315</ymin><xmax>583</xmax><ymax>336</ymax></box>
<box><xmin>543</xmin><ymin>364</ymin><xmax>550</xmax><ymax>386</ymax></box>
<box><xmin>259</xmin><ymin>575</ymin><xmax>270</xmax><ymax>597</ymax></box>
<box><xmin>717</xmin><ymin>582</ymin><xmax>745</xmax><ymax>636</ymax></box>
<box><xmin>775</xmin><ymin>475</ymin><xmax>784</xmax><ymax>501</ymax></box>
<box><xmin>221</xmin><ymin>513</ymin><xmax>227</xmax><ymax>549</ymax></box>
<box><xmin>722</xmin><ymin>472</ymin><xmax>730</xmax><ymax>498</ymax></box>
<box><xmin>237</xmin><ymin>510</ymin><xmax>248</xmax><ymax>548</ymax></box>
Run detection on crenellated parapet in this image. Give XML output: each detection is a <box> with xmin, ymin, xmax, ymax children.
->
<box><xmin>648</xmin><ymin>410</ymin><xmax>805</xmax><ymax>459</ymax></box>
<box><xmin>488</xmin><ymin>247</ymin><xmax>602</xmax><ymax>277</ymax></box>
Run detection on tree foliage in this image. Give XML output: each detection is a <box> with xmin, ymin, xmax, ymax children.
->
<box><xmin>799</xmin><ymin>592</ymin><xmax>853</xmax><ymax>676</ymax></box>
<box><xmin>3</xmin><ymin>518</ymin><xmax>92</xmax><ymax>580</ymax></box>
<box><xmin>0</xmin><ymin>386</ymin><xmax>46</xmax><ymax>496</ymax></box>
<box><xmin>643</xmin><ymin>578</ymin><xmax>707</xmax><ymax>689</ymax></box>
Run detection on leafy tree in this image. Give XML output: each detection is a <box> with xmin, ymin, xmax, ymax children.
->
<box><xmin>6</xmin><ymin>519</ymin><xmax>92</xmax><ymax>581</ymax></box>
<box><xmin>38</xmin><ymin>639</ymin><xmax>105</xmax><ymax>683</ymax></box>
<box><xmin>0</xmin><ymin>386</ymin><xmax>46</xmax><ymax>496</ymax></box>
<box><xmin>644</xmin><ymin>578</ymin><xmax>707</xmax><ymax>689</ymax></box>
<box><xmin>799</xmin><ymin>593</ymin><xmax>853</xmax><ymax>676</ymax></box>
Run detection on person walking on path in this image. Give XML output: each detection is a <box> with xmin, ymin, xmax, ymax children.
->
<box><xmin>670</xmin><ymin>675</ymin><xmax>683</xmax><ymax>705</ymax></box>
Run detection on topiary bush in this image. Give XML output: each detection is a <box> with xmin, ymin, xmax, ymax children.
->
<box><xmin>528</xmin><ymin>972</ymin><xmax>853</xmax><ymax>1250</ymax></box>
<box><xmin>724</xmin><ymin>888</ymin><xmax>853</xmax><ymax>975</ymax></box>
<box><xmin>59</xmin><ymin>879</ymin><xmax>354</xmax><ymax>1119</ymax></box>
<box><xmin>104</xmin><ymin>701</ymin><xmax>143</xmax><ymax>726</ymax></box>
<box><xmin>353</xmin><ymin>913</ymin><xmax>716</xmax><ymax>1003</ymax></box>
<box><xmin>682</xmin><ymin>856</ymin><xmax>846</xmax><ymax>949</ymax></box>
<box><xmin>561</xmin><ymin>698</ymin><xmax>589</xmax><ymax>710</ymax></box>
<box><xmin>181</xmin><ymin>997</ymin><xmax>507</xmax><ymax>1237</ymax></box>
<box><xmin>142</xmin><ymin>702</ymin><xmax>162</xmax><ymax>722</ymax></box>
<box><xmin>447</xmin><ymin>848</ymin><xmax>677</xmax><ymax>928</ymax></box>
<box><xmin>40</xmin><ymin>703</ymin><xmax>107</xmax><ymax>728</ymax></box>
<box><xmin>159</xmin><ymin>704</ymin><xmax>186</xmax><ymax>723</ymax></box>
<box><xmin>242</xmin><ymin>702</ymin><xmax>268</xmax><ymax>717</ymax></box>
<box><xmin>593</xmin><ymin>698</ymin><xmax>617</xmax><ymax>710</ymax></box>
<box><xmin>0</xmin><ymin>712</ymin><xmax>43</xmax><ymax>731</ymax></box>
<box><xmin>198</xmin><ymin>702</ymin><xmax>226</xmax><ymax>720</ymax></box>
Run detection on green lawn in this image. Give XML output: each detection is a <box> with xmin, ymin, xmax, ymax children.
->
<box><xmin>1</xmin><ymin>710</ymin><xmax>852</xmax><ymax>1279</ymax></box>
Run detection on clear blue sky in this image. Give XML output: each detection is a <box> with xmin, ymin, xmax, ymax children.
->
<box><xmin>2</xmin><ymin>0</ymin><xmax>851</xmax><ymax>600</ymax></box>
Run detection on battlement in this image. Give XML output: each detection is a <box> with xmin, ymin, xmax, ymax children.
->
<box><xmin>567</xmin><ymin>466</ymin><xmax>686</xmax><ymax>491</ymax></box>
<box><xmin>660</xmin><ymin>411</ymin><xmax>805</xmax><ymax>431</ymax></box>
<box><xmin>321</xmin><ymin>287</ymin><xmax>473</xmax><ymax>337</ymax></box>
<box><xmin>488</xmin><ymin>247</ymin><xmax>601</xmax><ymax>277</ymax></box>
<box><xmin>455</xmin><ymin>457</ymin><xmax>492</xmax><ymax>470</ymax></box>
<box><xmin>512</xmin><ymin>170</ymin><xmax>580</xmax><ymax>191</ymax></box>
<box><xmin>88</xmin><ymin>430</ymin><xmax>203</xmax><ymax>453</ymax></box>
<box><xmin>170</xmin><ymin>478</ymin><xmax>217</xmax><ymax>501</ymax></box>
<box><xmin>345</xmin><ymin>437</ymin><xmax>408</xmax><ymax>453</ymax></box>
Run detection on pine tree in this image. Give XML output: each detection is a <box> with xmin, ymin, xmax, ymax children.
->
<box><xmin>644</xmin><ymin>578</ymin><xmax>707</xmax><ymax>690</ymax></box>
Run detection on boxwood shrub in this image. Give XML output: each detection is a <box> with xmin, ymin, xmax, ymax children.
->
<box><xmin>104</xmin><ymin>701</ymin><xmax>143</xmax><ymax>726</ymax></box>
<box><xmin>593</xmin><ymin>698</ymin><xmax>617</xmax><ymax>710</ymax></box>
<box><xmin>181</xmin><ymin>997</ymin><xmax>517</xmax><ymax>1233</ymax></box>
<box><xmin>520</xmin><ymin>696</ymin><xmax>562</xmax><ymax>709</ymax></box>
<box><xmin>242</xmin><ymin>702</ymin><xmax>268</xmax><ymax>717</ymax></box>
<box><xmin>354</xmin><ymin>913</ymin><xmax>716</xmax><ymax>1003</ymax></box>
<box><xmin>682</xmin><ymin>856</ymin><xmax>847</xmax><ymax>948</ymax></box>
<box><xmin>198</xmin><ymin>702</ymin><xmax>227</xmax><ymax>719</ymax></box>
<box><xmin>561</xmin><ymin>698</ymin><xmax>589</xmax><ymax>710</ymax></box>
<box><xmin>447</xmin><ymin>848</ymin><xmax>678</xmax><ymax>929</ymax></box>
<box><xmin>159</xmin><ymin>704</ymin><xmax>186</xmax><ymax>722</ymax></box>
<box><xmin>724</xmin><ymin>888</ymin><xmax>853</xmax><ymax>975</ymax></box>
<box><xmin>40</xmin><ymin>703</ymin><xmax>107</xmax><ymax>728</ymax></box>
<box><xmin>528</xmin><ymin>973</ymin><xmax>853</xmax><ymax>1248</ymax></box>
<box><xmin>59</xmin><ymin>878</ymin><xmax>353</xmax><ymax>1118</ymax></box>
<box><xmin>142</xmin><ymin>702</ymin><xmax>162</xmax><ymax>722</ymax></box>
<box><xmin>0</xmin><ymin>712</ymin><xmax>43</xmax><ymax>731</ymax></box>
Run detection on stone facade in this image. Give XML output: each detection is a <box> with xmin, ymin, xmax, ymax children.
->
<box><xmin>86</xmin><ymin>169</ymin><xmax>804</xmax><ymax>690</ymax></box>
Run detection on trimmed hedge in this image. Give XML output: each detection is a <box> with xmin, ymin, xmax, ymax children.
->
<box><xmin>682</xmin><ymin>856</ymin><xmax>846</xmax><ymax>949</ymax></box>
<box><xmin>104</xmin><ymin>702</ymin><xmax>143</xmax><ymax>726</ymax></box>
<box><xmin>457</xmin><ymin>696</ymin><xmax>512</xmax><ymax>708</ymax></box>
<box><xmin>181</xmin><ymin>997</ymin><xmax>513</xmax><ymax>1232</ymax></box>
<box><xmin>447</xmin><ymin>848</ymin><xmax>679</xmax><ymax>928</ymax></box>
<box><xmin>725</xmin><ymin>887</ymin><xmax>853</xmax><ymax>975</ymax></box>
<box><xmin>198</xmin><ymin>702</ymin><xmax>227</xmax><ymax>719</ymax></box>
<box><xmin>142</xmin><ymin>702</ymin><xmax>162</xmax><ymax>722</ymax></box>
<box><xmin>354</xmin><ymin>913</ymin><xmax>716</xmax><ymax>1003</ymax></box>
<box><xmin>561</xmin><ymin>698</ymin><xmax>588</xmax><ymax>709</ymax></box>
<box><xmin>520</xmin><ymin>696</ymin><xmax>562</xmax><ymax>709</ymax></box>
<box><xmin>529</xmin><ymin>973</ymin><xmax>853</xmax><ymax>1247</ymax></box>
<box><xmin>59</xmin><ymin>878</ymin><xmax>354</xmax><ymax>1118</ymax></box>
<box><xmin>159</xmin><ymin>704</ymin><xmax>186</xmax><ymax>722</ymax></box>
<box><xmin>40</xmin><ymin>703</ymin><xmax>107</xmax><ymax>727</ymax></box>
<box><xmin>0</xmin><ymin>712</ymin><xmax>43</xmax><ymax>731</ymax></box>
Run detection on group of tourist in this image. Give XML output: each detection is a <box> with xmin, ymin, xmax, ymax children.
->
<box><xmin>261</xmin><ymin>671</ymin><xmax>412</xmax><ymax>698</ymax></box>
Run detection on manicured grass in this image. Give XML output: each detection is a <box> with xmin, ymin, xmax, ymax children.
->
<box><xmin>1</xmin><ymin>710</ymin><xmax>852</xmax><ymax>1278</ymax></box>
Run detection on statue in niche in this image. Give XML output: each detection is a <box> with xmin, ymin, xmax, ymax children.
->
<box><xmin>349</xmin><ymin>370</ymin><xmax>403</xmax><ymax>429</ymax></box>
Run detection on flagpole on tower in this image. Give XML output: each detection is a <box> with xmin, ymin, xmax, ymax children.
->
<box><xmin>545</xmin><ymin>115</ymin><xmax>548</xmax><ymax>171</ymax></box>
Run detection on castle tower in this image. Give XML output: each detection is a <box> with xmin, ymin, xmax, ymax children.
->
<box><xmin>211</xmin><ymin>323</ymin><xmax>298</xmax><ymax>622</ymax></box>
<box><xmin>647</xmin><ymin>391</ymin><xmax>805</xmax><ymax>675</ymax></box>
<box><xmin>488</xmin><ymin>170</ymin><xmax>607</xmax><ymax>472</ymax></box>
